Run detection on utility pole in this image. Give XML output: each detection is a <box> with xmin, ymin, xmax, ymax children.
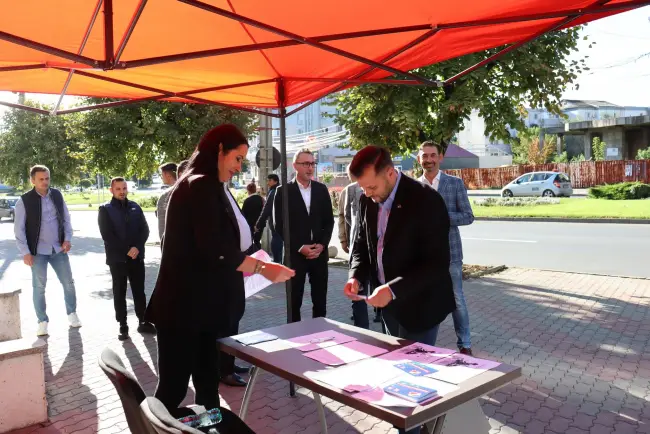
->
<box><xmin>258</xmin><ymin>109</ymin><xmax>274</xmax><ymax>195</ymax></box>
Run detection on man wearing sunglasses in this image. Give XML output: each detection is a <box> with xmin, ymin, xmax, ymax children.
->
<box><xmin>274</xmin><ymin>148</ymin><xmax>334</xmax><ymax>323</ymax></box>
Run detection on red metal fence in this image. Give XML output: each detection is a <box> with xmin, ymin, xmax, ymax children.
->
<box><xmin>445</xmin><ymin>160</ymin><xmax>650</xmax><ymax>189</ymax></box>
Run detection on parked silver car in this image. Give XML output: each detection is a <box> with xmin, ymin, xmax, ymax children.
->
<box><xmin>0</xmin><ymin>197</ymin><xmax>18</xmax><ymax>222</ymax></box>
<box><xmin>501</xmin><ymin>171</ymin><xmax>573</xmax><ymax>198</ymax></box>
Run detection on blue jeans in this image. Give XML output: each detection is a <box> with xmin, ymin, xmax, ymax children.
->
<box><xmin>382</xmin><ymin>310</ymin><xmax>440</xmax><ymax>434</ymax></box>
<box><xmin>450</xmin><ymin>261</ymin><xmax>471</xmax><ymax>349</ymax></box>
<box><xmin>271</xmin><ymin>232</ymin><xmax>283</xmax><ymax>263</ymax></box>
<box><xmin>351</xmin><ymin>281</ymin><xmax>370</xmax><ymax>329</ymax></box>
<box><xmin>31</xmin><ymin>251</ymin><xmax>77</xmax><ymax>323</ymax></box>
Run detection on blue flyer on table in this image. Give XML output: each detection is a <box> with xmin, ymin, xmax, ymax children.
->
<box><xmin>393</xmin><ymin>361</ymin><xmax>438</xmax><ymax>377</ymax></box>
<box><xmin>383</xmin><ymin>380</ymin><xmax>438</xmax><ymax>403</ymax></box>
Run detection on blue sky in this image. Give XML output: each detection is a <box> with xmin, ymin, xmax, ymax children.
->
<box><xmin>1</xmin><ymin>6</ymin><xmax>649</xmax><ymax>115</ymax></box>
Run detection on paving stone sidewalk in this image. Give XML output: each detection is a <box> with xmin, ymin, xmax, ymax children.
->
<box><xmin>3</xmin><ymin>234</ymin><xmax>650</xmax><ymax>434</ymax></box>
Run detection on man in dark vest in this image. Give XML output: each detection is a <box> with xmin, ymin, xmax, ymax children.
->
<box><xmin>14</xmin><ymin>165</ymin><xmax>81</xmax><ymax>337</ymax></box>
<box><xmin>98</xmin><ymin>177</ymin><xmax>155</xmax><ymax>340</ymax></box>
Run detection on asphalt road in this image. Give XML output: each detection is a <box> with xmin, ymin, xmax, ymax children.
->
<box><xmin>460</xmin><ymin>220</ymin><xmax>650</xmax><ymax>278</ymax></box>
<box><xmin>2</xmin><ymin>212</ymin><xmax>648</xmax><ymax>280</ymax></box>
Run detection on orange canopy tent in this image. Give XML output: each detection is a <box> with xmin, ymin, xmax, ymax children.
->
<box><xmin>1</xmin><ymin>0</ymin><xmax>647</xmax><ymax>344</ymax></box>
<box><xmin>0</xmin><ymin>0</ymin><xmax>648</xmax><ymax>117</ymax></box>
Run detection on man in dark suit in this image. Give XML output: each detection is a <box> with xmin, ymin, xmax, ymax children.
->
<box><xmin>254</xmin><ymin>174</ymin><xmax>282</xmax><ymax>262</ymax></box>
<box><xmin>274</xmin><ymin>148</ymin><xmax>334</xmax><ymax>322</ymax></box>
<box><xmin>345</xmin><ymin>145</ymin><xmax>454</xmax><ymax>345</ymax></box>
<box><xmin>98</xmin><ymin>177</ymin><xmax>155</xmax><ymax>341</ymax></box>
<box><xmin>344</xmin><ymin>146</ymin><xmax>455</xmax><ymax>434</ymax></box>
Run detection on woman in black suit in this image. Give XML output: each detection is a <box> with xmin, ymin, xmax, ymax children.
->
<box><xmin>145</xmin><ymin>124</ymin><xmax>294</xmax><ymax>413</ymax></box>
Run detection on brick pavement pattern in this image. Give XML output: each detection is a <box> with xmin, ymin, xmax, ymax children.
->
<box><xmin>3</xmin><ymin>236</ymin><xmax>650</xmax><ymax>433</ymax></box>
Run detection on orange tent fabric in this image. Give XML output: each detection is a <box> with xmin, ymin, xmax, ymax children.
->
<box><xmin>0</xmin><ymin>0</ymin><xmax>646</xmax><ymax>113</ymax></box>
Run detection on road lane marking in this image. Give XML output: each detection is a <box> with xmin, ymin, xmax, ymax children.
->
<box><xmin>464</xmin><ymin>237</ymin><xmax>537</xmax><ymax>243</ymax></box>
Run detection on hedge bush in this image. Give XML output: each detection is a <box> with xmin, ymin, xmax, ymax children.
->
<box><xmin>473</xmin><ymin>197</ymin><xmax>560</xmax><ymax>207</ymax></box>
<box><xmin>588</xmin><ymin>182</ymin><xmax>650</xmax><ymax>200</ymax></box>
<box><xmin>135</xmin><ymin>195</ymin><xmax>160</xmax><ymax>208</ymax></box>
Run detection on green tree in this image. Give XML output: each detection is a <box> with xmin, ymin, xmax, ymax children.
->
<box><xmin>511</xmin><ymin>127</ymin><xmax>558</xmax><ymax>164</ymax></box>
<box><xmin>79</xmin><ymin>179</ymin><xmax>93</xmax><ymax>190</ymax></box>
<box><xmin>67</xmin><ymin>99</ymin><xmax>258</xmax><ymax>178</ymax></box>
<box><xmin>0</xmin><ymin>101</ymin><xmax>82</xmax><ymax>188</ymax></box>
<box><xmin>592</xmin><ymin>137</ymin><xmax>606</xmax><ymax>161</ymax></box>
<box><xmin>553</xmin><ymin>151</ymin><xmax>569</xmax><ymax>163</ymax></box>
<box><xmin>571</xmin><ymin>153</ymin><xmax>587</xmax><ymax>163</ymax></box>
<box><xmin>636</xmin><ymin>147</ymin><xmax>650</xmax><ymax>160</ymax></box>
<box><xmin>331</xmin><ymin>27</ymin><xmax>586</xmax><ymax>155</ymax></box>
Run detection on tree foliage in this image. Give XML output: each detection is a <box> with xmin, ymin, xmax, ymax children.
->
<box><xmin>0</xmin><ymin>99</ymin><xmax>258</xmax><ymax>187</ymax></box>
<box><xmin>636</xmin><ymin>147</ymin><xmax>650</xmax><ymax>160</ymax></box>
<box><xmin>0</xmin><ymin>101</ymin><xmax>82</xmax><ymax>188</ymax></box>
<box><xmin>331</xmin><ymin>27</ymin><xmax>587</xmax><ymax>155</ymax></box>
<box><xmin>511</xmin><ymin>127</ymin><xmax>558</xmax><ymax>164</ymax></box>
<box><xmin>67</xmin><ymin>99</ymin><xmax>258</xmax><ymax>178</ymax></box>
<box><xmin>591</xmin><ymin>136</ymin><xmax>606</xmax><ymax>161</ymax></box>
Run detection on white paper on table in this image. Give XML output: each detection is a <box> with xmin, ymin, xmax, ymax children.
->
<box><xmin>307</xmin><ymin>357</ymin><xmax>404</xmax><ymax>392</ymax></box>
<box><xmin>250</xmin><ymin>339</ymin><xmax>302</xmax><ymax>353</ymax></box>
<box><xmin>243</xmin><ymin>250</ymin><xmax>273</xmax><ymax>298</ymax></box>
<box><xmin>302</xmin><ymin>341</ymin><xmax>388</xmax><ymax>366</ymax></box>
<box><xmin>355</xmin><ymin>375</ymin><xmax>459</xmax><ymax>408</ymax></box>
<box><xmin>233</xmin><ymin>330</ymin><xmax>278</xmax><ymax>346</ymax></box>
<box><xmin>425</xmin><ymin>354</ymin><xmax>501</xmax><ymax>384</ymax></box>
<box><xmin>287</xmin><ymin>330</ymin><xmax>357</xmax><ymax>352</ymax></box>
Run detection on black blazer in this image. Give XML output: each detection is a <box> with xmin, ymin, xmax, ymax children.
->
<box><xmin>349</xmin><ymin>175</ymin><xmax>455</xmax><ymax>333</ymax></box>
<box><xmin>145</xmin><ymin>174</ymin><xmax>246</xmax><ymax>333</ymax></box>
<box><xmin>255</xmin><ymin>185</ymin><xmax>277</xmax><ymax>235</ymax></box>
<box><xmin>273</xmin><ymin>180</ymin><xmax>334</xmax><ymax>262</ymax></box>
<box><xmin>242</xmin><ymin>194</ymin><xmax>264</xmax><ymax>233</ymax></box>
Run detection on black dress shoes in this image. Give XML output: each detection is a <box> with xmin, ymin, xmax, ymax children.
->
<box><xmin>220</xmin><ymin>373</ymin><xmax>247</xmax><ymax>387</ymax></box>
<box><xmin>234</xmin><ymin>364</ymin><xmax>250</xmax><ymax>374</ymax></box>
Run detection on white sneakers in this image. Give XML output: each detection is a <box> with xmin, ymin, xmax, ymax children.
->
<box><xmin>36</xmin><ymin>314</ymin><xmax>82</xmax><ymax>336</ymax></box>
<box><xmin>68</xmin><ymin>313</ymin><xmax>82</xmax><ymax>328</ymax></box>
<box><xmin>36</xmin><ymin>321</ymin><xmax>48</xmax><ymax>336</ymax></box>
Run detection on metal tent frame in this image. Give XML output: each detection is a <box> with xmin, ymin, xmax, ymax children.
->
<box><xmin>1</xmin><ymin>0</ymin><xmax>648</xmax><ymax>395</ymax></box>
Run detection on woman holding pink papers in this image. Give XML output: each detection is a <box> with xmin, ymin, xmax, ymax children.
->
<box><xmin>145</xmin><ymin>124</ymin><xmax>295</xmax><ymax>415</ymax></box>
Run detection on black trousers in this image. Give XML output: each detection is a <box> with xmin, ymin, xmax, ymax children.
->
<box><xmin>219</xmin><ymin>316</ymin><xmax>239</xmax><ymax>377</ymax></box>
<box><xmin>289</xmin><ymin>256</ymin><xmax>328</xmax><ymax>322</ymax></box>
<box><xmin>109</xmin><ymin>260</ymin><xmax>146</xmax><ymax>325</ymax></box>
<box><xmin>155</xmin><ymin>328</ymin><xmax>220</xmax><ymax>411</ymax></box>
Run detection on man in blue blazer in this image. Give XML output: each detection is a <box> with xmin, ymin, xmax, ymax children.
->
<box><xmin>418</xmin><ymin>141</ymin><xmax>475</xmax><ymax>355</ymax></box>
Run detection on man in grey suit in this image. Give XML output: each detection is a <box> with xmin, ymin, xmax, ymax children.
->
<box><xmin>418</xmin><ymin>141</ymin><xmax>475</xmax><ymax>355</ymax></box>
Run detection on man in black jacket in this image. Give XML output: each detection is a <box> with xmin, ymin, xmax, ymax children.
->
<box><xmin>242</xmin><ymin>183</ymin><xmax>264</xmax><ymax>238</ymax></box>
<box><xmin>345</xmin><ymin>146</ymin><xmax>454</xmax><ymax>342</ymax></box>
<box><xmin>344</xmin><ymin>147</ymin><xmax>454</xmax><ymax>434</ymax></box>
<box><xmin>254</xmin><ymin>174</ymin><xmax>282</xmax><ymax>262</ymax></box>
<box><xmin>98</xmin><ymin>177</ymin><xmax>155</xmax><ymax>340</ymax></box>
<box><xmin>274</xmin><ymin>149</ymin><xmax>334</xmax><ymax>322</ymax></box>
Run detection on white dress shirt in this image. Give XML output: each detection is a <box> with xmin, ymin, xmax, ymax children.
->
<box><xmin>223</xmin><ymin>183</ymin><xmax>252</xmax><ymax>252</ymax></box>
<box><xmin>297</xmin><ymin>179</ymin><xmax>312</xmax><ymax>214</ymax></box>
<box><xmin>420</xmin><ymin>171</ymin><xmax>441</xmax><ymax>191</ymax></box>
<box><xmin>296</xmin><ymin>179</ymin><xmax>314</xmax><ymax>252</ymax></box>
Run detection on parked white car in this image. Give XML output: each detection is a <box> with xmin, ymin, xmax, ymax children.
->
<box><xmin>501</xmin><ymin>171</ymin><xmax>573</xmax><ymax>198</ymax></box>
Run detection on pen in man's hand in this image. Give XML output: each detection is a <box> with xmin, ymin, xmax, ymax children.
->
<box><xmin>358</xmin><ymin>277</ymin><xmax>403</xmax><ymax>300</ymax></box>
